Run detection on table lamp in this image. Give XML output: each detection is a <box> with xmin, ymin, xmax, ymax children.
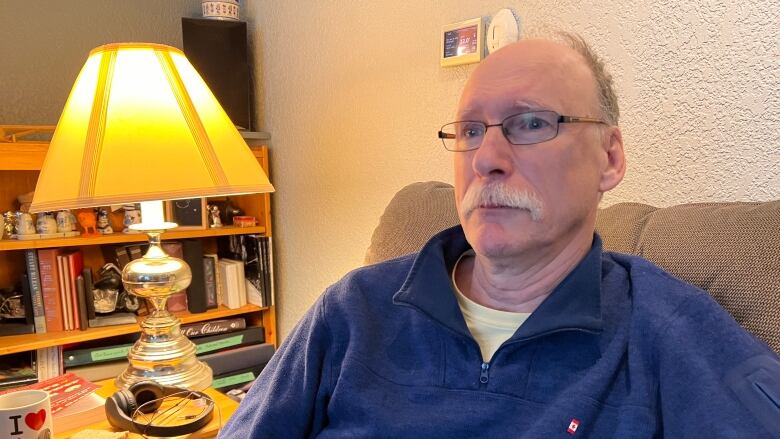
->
<box><xmin>29</xmin><ymin>43</ymin><xmax>274</xmax><ymax>390</ymax></box>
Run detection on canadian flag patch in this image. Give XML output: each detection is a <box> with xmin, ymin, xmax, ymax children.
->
<box><xmin>567</xmin><ymin>418</ymin><xmax>580</xmax><ymax>435</ymax></box>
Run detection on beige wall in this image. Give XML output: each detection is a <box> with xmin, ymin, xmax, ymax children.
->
<box><xmin>0</xmin><ymin>0</ymin><xmax>200</xmax><ymax>124</ymax></box>
<box><xmin>244</xmin><ymin>0</ymin><xmax>779</xmax><ymax>340</ymax></box>
<box><xmin>3</xmin><ymin>1</ymin><xmax>778</xmax><ymax>342</ymax></box>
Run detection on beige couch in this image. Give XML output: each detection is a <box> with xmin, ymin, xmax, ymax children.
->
<box><xmin>365</xmin><ymin>181</ymin><xmax>780</xmax><ymax>354</ymax></box>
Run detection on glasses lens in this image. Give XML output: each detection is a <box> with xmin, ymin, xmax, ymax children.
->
<box><xmin>503</xmin><ymin>111</ymin><xmax>559</xmax><ymax>145</ymax></box>
<box><xmin>440</xmin><ymin>121</ymin><xmax>485</xmax><ymax>151</ymax></box>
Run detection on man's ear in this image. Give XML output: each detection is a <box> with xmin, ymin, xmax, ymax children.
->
<box><xmin>599</xmin><ymin>126</ymin><xmax>626</xmax><ymax>192</ymax></box>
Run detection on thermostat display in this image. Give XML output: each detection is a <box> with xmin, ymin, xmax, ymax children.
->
<box><xmin>444</xmin><ymin>25</ymin><xmax>478</xmax><ymax>58</ymax></box>
<box><xmin>441</xmin><ymin>17</ymin><xmax>484</xmax><ymax>67</ymax></box>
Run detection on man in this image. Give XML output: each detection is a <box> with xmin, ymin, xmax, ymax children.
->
<box><xmin>220</xmin><ymin>34</ymin><xmax>780</xmax><ymax>438</ymax></box>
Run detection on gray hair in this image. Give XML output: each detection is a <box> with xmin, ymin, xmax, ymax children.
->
<box><xmin>554</xmin><ymin>32</ymin><xmax>620</xmax><ymax>126</ymax></box>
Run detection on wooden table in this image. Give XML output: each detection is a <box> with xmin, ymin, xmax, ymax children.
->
<box><xmin>55</xmin><ymin>379</ymin><xmax>239</xmax><ymax>438</ymax></box>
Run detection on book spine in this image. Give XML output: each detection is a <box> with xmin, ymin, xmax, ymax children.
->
<box><xmin>203</xmin><ymin>256</ymin><xmax>218</xmax><ymax>309</ymax></box>
<box><xmin>182</xmin><ymin>239</ymin><xmax>207</xmax><ymax>313</ymax></box>
<box><xmin>76</xmin><ymin>275</ymin><xmax>88</xmax><ymax>331</ymax></box>
<box><xmin>56</xmin><ymin>255</ymin><xmax>72</xmax><ymax>330</ymax></box>
<box><xmin>66</xmin><ymin>252</ymin><xmax>83</xmax><ymax>330</ymax></box>
<box><xmin>181</xmin><ymin>317</ymin><xmax>246</xmax><ymax>338</ymax></box>
<box><xmin>37</xmin><ymin>249</ymin><xmax>64</xmax><ymax>332</ymax></box>
<box><xmin>82</xmin><ymin>268</ymin><xmax>96</xmax><ymax>320</ymax></box>
<box><xmin>193</xmin><ymin>326</ymin><xmax>265</xmax><ymax>356</ymax></box>
<box><xmin>25</xmin><ymin>250</ymin><xmax>47</xmax><ymax>333</ymax></box>
<box><xmin>268</xmin><ymin>236</ymin><xmax>275</xmax><ymax>306</ymax></box>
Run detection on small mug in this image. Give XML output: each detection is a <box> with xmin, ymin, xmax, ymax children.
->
<box><xmin>0</xmin><ymin>389</ymin><xmax>53</xmax><ymax>439</ymax></box>
<box><xmin>36</xmin><ymin>213</ymin><xmax>57</xmax><ymax>235</ymax></box>
<box><xmin>56</xmin><ymin>210</ymin><xmax>74</xmax><ymax>233</ymax></box>
<box><xmin>15</xmin><ymin>213</ymin><xmax>36</xmax><ymax>235</ymax></box>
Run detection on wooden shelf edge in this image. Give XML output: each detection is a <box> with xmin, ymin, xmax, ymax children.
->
<box><xmin>0</xmin><ymin>225</ymin><xmax>267</xmax><ymax>251</ymax></box>
<box><xmin>0</xmin><ymin>304</ymin><xmax>268</xmax><ymax>356</ymax></box>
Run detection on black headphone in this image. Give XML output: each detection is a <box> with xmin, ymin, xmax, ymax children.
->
<box><xmin>105</xmin><ymin>381</ymin><xmax>214</xmax><ymax>437</ymax></box>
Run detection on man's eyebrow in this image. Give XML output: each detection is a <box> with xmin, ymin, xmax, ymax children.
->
<box><xmin>457</xmin><ymin>99</ymin><xmax>549</xmax><ymax>120</ymax></box>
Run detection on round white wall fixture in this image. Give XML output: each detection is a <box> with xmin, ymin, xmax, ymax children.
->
<box><xmin>487</xmin><ymin>8</ymin><xmax>520</xmax><ymax>54</ymax></box>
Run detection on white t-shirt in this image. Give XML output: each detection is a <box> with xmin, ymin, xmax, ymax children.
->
<box><xmin>451</xmin><ymin>250</ymin><xmax>530</xmax><ymax>362</ymax></box>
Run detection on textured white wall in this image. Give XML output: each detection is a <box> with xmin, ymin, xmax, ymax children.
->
<box><xmin>0</xmin><ymin>0</ymin><xmax>200</xmax><ymax>124</ymax></box>
<box><xmin>244</xmin><ymin>0</ymin><xmax>779</xmax><ymax>340</ymax></box>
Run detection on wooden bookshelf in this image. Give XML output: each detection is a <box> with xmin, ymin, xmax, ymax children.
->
<box><xmin>0</xmin><ymin>225</ymin><xmax>266</xmax><ymax>251</ymax></box>
<box><xmin>0</xmin><ymin>125</ymin><xmax>277</xmax><ymax>368</ymax></box>
<box><xmin>0</xmin><ymin>304</ymin><xmax>267</xmax><ymax>356</ymax></box>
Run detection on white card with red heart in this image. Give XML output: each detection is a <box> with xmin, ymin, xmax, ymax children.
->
<box><xmin>0</xmin><ymin>389</ymin><xmax>53</xmax><ymax>438</ymax></box>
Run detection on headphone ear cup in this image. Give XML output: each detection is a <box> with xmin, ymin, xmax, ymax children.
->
<box><xmin>129</xmin><ymin>381</ymin><xmax>165</xmax><ymax>414</ymax></box>
<box><xmin>117</xmin><ymin>389</ymin><xmax>138</xmax><ymax>416</ymax></box>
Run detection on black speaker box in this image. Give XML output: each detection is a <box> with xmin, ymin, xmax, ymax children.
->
<box><xmin>182</xmin><ymin>18</ymin><xmax>252</xmax><ymax>130</ymax></box>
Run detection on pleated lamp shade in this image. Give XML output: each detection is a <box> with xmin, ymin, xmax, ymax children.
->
<box><xmin>30</xmin><ymin>42</ymin><xmax>274</xmax><ymax>214</ymax></box>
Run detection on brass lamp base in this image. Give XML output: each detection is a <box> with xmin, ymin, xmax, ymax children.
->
<box><xmin>115</xmin><ymin>230</ymin><xmax>212</xmax><ymax>391</ymax></box>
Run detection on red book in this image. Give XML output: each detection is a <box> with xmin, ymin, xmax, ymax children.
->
<box><xmin>37</xmin><ymin>248</ymin><xmax>65</xmax><ymax>332</ymax></box>
<box><xmin>65</xmin><ymin>252</ymin><xmax>84</xmax><ymax>330</ymax></box>
<box><xmin>0</xmin><ymin>373</ymin><xmax>99</xmax><ymax>414</ymax></box>
<box><xmin>57</xmin><ymin>255</ymin><xmax>72</xmax><ymax>330</ymax></box>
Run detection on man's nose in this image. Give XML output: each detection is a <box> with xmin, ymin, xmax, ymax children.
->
<box><xmin>472</xmin><ymin>125</ymin><xmax>514</xmax><ymax>178</ymax></box>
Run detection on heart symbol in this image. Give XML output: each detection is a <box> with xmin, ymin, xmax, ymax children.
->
<box><xmin>24</xmin><ymin>409</ymin><xmax>46</xmax><ymax>430</ymax></box>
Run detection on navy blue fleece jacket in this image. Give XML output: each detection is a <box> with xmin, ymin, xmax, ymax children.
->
<box><xmin>220</xmin><ymin>226</ymin><xmax>780</xmax><ymax>438</ymax></box>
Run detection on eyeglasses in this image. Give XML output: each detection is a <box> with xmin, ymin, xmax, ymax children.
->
<box><xmin>438</xmin><ymin>110</ymin><xmax>607</xmax><ymax>152</ymax></box>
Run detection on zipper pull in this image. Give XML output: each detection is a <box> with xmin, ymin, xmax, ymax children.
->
<box><xmin>479</xmin><ymin>362</ymin><xmax>490</xmax><ymax>384</ymax></box>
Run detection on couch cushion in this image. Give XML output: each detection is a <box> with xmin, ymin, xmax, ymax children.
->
<box><xmin>365</xmin><ymin>181</ymin><xmax>780</xmax><ymax>353</ymax></box>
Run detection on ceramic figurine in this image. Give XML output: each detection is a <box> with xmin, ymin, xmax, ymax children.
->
<box><xmin>122</xmin><ymin>204</ymin><xmax>142</xmax><ymax>233</ymax></box>
<box><xmin>36</xmin><ymin>212</ymin><xmax>58</xmax><ymax>234</ymax></box>
<box><xmin>15</xmin><ymin>212</ymin><xmax>36</xmax><ymax>235</ymax></box>
<box><xmin>3</xmin><ymin>211</ymin><xmax>15</xmax><ymax>237</ymax></box>
<box><xmin>77</xmin><ymin>210</ymin><xmax>99</xmax><ymax>236</ymax></box>
<box><xmin>208</xmin><ymin>204</ymin><xmax>223</xmax><ymax>228</ymax></box>
<box><xmin>96</xmin><ymin>208</ymin><xmax>113</xmax><ymax>234</ymax></box>
<box><xmin>56</xmin><ymin>210</ymin><xmax>75</xmax><ymax>233</ymax></box>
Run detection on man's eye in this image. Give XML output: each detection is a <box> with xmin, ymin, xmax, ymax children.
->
<box><xmin>522</xmin><ymin>118</ymin><xmax>551</xmax><ymax>130</ymax></box>
<box><xmin>460</xmin><ymin>125</ymin><xmax>484</xmax><ymax>138</ymax></box>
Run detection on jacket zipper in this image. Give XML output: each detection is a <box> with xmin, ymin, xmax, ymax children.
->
<box><xmin>479</xmin><ymin>362</ymin><xmax>490</xmax><ymax>387</ymax></box>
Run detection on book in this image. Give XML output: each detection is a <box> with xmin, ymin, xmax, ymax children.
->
<box><xmin>83</xmin><ymin>268</ymin><xmax>96</xmax><ymax>320</ymax></box>
<box><xmin>211</xmin><ymin>364</ymin><xmax>267</xmax><ymax>392</ymax></box>
<box><xmin>203</xmin><ymin>255</ymin><xmax>218</xmax><ymax>309</ymax></box>
<box><xmin>217</xmin><ymin>259</ymin><xmax>245</xmax><ymax>309</ymax></box>
<box><xmin>0</xmin><ymin>373</ymin><xmax>100</xmax><ymax>414</ymax></box>
<box><xmin>182</xmin><ymin>239</ymin><xmax>207</xmax><ymax>313</ymax></box>
<box><xmin>199</xmin><ymin>342</ymin><xmax>274</xmax><ymax>376</ymax></box>
<box><xmin>24</xmin><ymin>249</ymin><xmax>47</xmax><ymax>333</ymax></box>
<box><xmin>64</xmin><ymin>326</ymin><xmax>265</xmax><ymax>367</ymax></box>
<box><xmin>52</xmin><ymin>391</ymin><xmax>106</xmax><ymax>433</ymax></box>
<box><xmin>37</xmin><ymin>248</ymin><xmax>65</xmax><ymax>332</ymax></box>
<box><xmin>56</xmin><ymin>254</ymin><xmax>73</xmax><ymax>330</ymax></box>
<box><xmin>267</xmin><ymin>236</ymin><xmax>276</xmax><ymax>306</ymax></box>
<box><xmin>204</xmin><ymin>253</ymin><xmax>224</xmax><ymax>306</ymax></box>
<box><xmin>76</xmin><ymin>275</ymin><xmax>89</xmax><ymax>330</ymax></box>
<box><xmin>161</xmin><ymin>241</ymin><xmax>188</xmax><ymax>312</ymax></box>
<box><xmin>181</xmin><ymin>317</ymin><xmax>246</xmax><ymax>338</ymax></box>
<box><xmin>65</xmin><ymin>251</ymin><xmax>84</xmax><ymax>330</ymax></box>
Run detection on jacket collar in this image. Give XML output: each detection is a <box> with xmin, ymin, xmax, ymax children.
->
<box><xmin>393</xmin><ymin>225</ymin><xmax>603</xmax><ymax>341</ymax></box>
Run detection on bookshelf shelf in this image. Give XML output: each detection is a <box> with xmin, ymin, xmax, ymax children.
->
<box><xmin>0</xmin><ymin>125</ymin><xmax>277</xmax><ymax>382</ymax></box>
<box><xmin>0</xmin><ymin>225</ymin><xmax>267</xmax><ymax>251</ymax></box>
<box><xmin>0</xmin><ymin>304</ymin><xmax>267</xmax><ymax>356</ymax></box>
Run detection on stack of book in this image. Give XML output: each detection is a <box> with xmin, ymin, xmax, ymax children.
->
<box><xmin>65</xmin><ymin>317</ymin><xmax>274</xmax><ymax>388</ymax></box>
<box><xmin>217</xmin><ymin>234</ymin><xmax>275</xmax><ymax>308</ymax></box>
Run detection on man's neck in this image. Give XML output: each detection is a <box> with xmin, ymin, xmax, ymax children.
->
<box><xmin>454</xmin><ymin>230</ymin><xmax>594</xmax><ymax>313</ymax></box>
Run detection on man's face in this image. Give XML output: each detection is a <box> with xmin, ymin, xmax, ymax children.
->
<box><xmin>453</xmin><ymin>40</ymin><xmax>624</xmax><ymax>260</ymax></box>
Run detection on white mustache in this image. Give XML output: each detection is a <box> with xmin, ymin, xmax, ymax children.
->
<box><xmin>460</xmin><ymin>182</ymin><xmax>544</xmax><ymax>221</ymax></box>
